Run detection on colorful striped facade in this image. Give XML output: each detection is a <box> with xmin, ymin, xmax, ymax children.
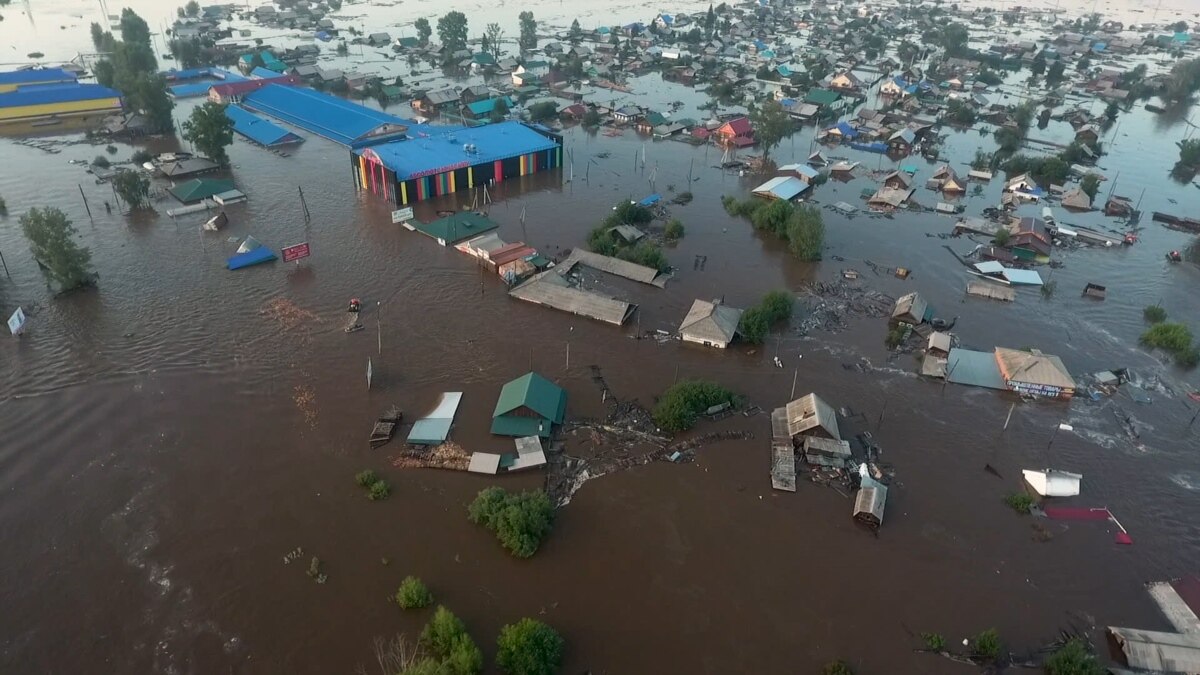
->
<box><xmin>351</xmin><ymin>144</ymin><xmax>563</xmax><ymax>206</ymax></box>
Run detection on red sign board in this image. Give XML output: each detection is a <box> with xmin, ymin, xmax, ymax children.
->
<box><xmin>281</xmin><ymin>242</ymin><xmax>311</xmax><ymax>263</ymax></box>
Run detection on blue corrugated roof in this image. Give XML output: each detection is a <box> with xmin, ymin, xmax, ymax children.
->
<box><xmin>358</xmin><ymin>121</ymin><xmax>558</xmax><ymax>180</ymax></box>
<box><xmin>243</xmin><ymin>84</ymin><xmax>410</xmax><ymax>146</ymax></box>
<box><xmin>168</xmin><ymin>69</ymin><xmax>246</xmax><ymax>98</ymax></box>
<box><xmin>466</xmin><ymin>96</ymin><xmax>513</xmax><ymax>116</ymax></box>
<box><xmin>0</xmin><ymin>68</ymin><xmax>76</xmax><ymax>86</ymax></box>
<box><xmin>250</xmin><ymin>66</ymin><xmax>279</xmax><ymax>79</ymax></box>
<box><xmin>946</xmin><ymin>348</ymin><xmax>1006</xmax><ymax>390</ymax></box>
<box><xmin>226</xmin><ymin>104</ymin><xmax>303</xmax><ymax>147</ymax></box>
<box><xmin>0</xmin><ymin>83</ymin><xmax>120</xmax><ymax>109</ymax></box>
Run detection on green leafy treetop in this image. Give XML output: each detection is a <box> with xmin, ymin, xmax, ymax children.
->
<box><xmin>467</xmin><ymin>487</ymin><xmax>555</xmax><ymax>558</ymax></box>
<box><xmin>496</xmin><ymin>618</ymin><xmax>564</xmax><ymax>675</ymax></box>
<box><xmin>20</xmin><ymin>207</ymin><xmax>95</xmax><ymax>292</ymax></box>
<box><xmin>183</xmin><ymin>101</ymin><xmax>235</xmax><ymax>165</ymax></box>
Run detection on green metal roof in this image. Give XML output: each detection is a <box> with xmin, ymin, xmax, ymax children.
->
<box><xmin>169</xmin><ymin>178</ymin><xmax>236</xmax><ymax>203</ymax></box>
<box><xmin>490</xmin><ymin>415</ymin><xmax>550</xmax><ymax>438</ymax></box>
<box><xmin>413</xmin><ymin>212</ymin><xmax>498</xmax><ymax>245</ymax></box>
<box><xmin>805</xmin><ymin>88</ymin><xmax>842</xmax><ymax>105</ymax></box>
<box><xmin>491</xmin><ymin>371</ymin><xmax>566</xmax><ymax>436</ymax></box>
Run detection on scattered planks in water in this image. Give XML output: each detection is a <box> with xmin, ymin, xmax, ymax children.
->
<box><xmin>392</xmin><ymin>441</ymin><xmax>471</xmax><ymax>471</ymax></box>
<box><xmin>370</xmin><ymin>406</ymin><xmax>402</xmax><ymax>449</ymax></box>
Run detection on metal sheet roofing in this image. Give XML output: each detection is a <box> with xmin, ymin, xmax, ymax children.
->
<box><xmin>0</xmin><ymin>68</ymin><xmax>76</xmax><ymax>86</ymax></box>
<box><xmin>407</xmin><ymin>392</ymin><xmax>462</xmax><ymax>445</ymax></box>
<box><xmin>169</xmin><ymin>69</ymin><xmax>246</xmax><ymax>98</ymax></box>
<box><xmin>0</xmin><ymin>83</ymin><xmax>120</xmax><ymax>109</ymax></box>
<box><xmin>169</xmin><ymin>178</ymin><xmax>236</xmax><ymax>204</ymax></box>
<box><xmin>785</xmin><ymin>393</ymin><xmax>841</xmax><ymax>440</ymax></box>
<box><xmin>492</xmin><ymin>372</ymin><xmax>567</xmax><ymax>425</ymax></box>
<box><xmin>358</xmin><ymin>121</ymin><xmax>557</xmax><ymax>180</ymax></box>
<box><xmin>946</xmin><ymin>348</ymin><xmax>1007</xmax><ymax>390</ymax></box>
<box><xmin>1108</xmin><ymin>627</ymin><xmax>1200</xmax><ymax>672</ymax></box>
<box><xmin>413</xmin><ymin>212</ymin><xmax>498</xmax><ymax>246</ymax></box>
<box><xmin>243</xmin><ymin>84</ymin><xmax>410</xmax><ymax>145</ymax></box>
<box><xmin>995</xmin><ymin>347</ymin><xmax>1075</xmax><ymax>390</ymax></box>
<box><xmin>679</xmin><ymin>299</ymin><xmax>743</xmax><ymax>346</ymax></box>
<box><xmin>226</xmin><ymin>104</ymin><xmax>303</xmax><ymax>146</ymax></box>
<box><xmin>752</xmin><ymin>176</ymin><xmax>808</xmax><ymax>201</ymax></box>
<box><xmin>509</xmin><ymin>269</ymin><xmax>635</xmax><ymax>326</ymax></box>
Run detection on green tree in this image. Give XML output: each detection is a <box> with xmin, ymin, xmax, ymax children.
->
<box><xmin>485</xmin><ymin>23</ymin><xmax>504</xmax><ymax>58</ymax></box>
<box><xmin>995</xmin><ymin>127</ymin><xmax>1022</xmax><ymax>154</ymax></box>
<box><xmin>664</xmin><ymin>219</ymin><xmax>684</xmax><ymax>240</ymax></box>
<box><xmin>738</xmin><ymin>290</ymin><xmax>793</xmax><ymax>344</ymax></box>
<box><xmin>787</xmin><ymin>205</ymin><xmax>824</xmax><ymax>261</ymax></box>
<box><xmin>169</xmin><ymin>37</ymin><xmax>206</xmax><ymax>69</ymax></box>
<box><xmin>945</xmin><ymin>98</ymin><xmax>976</xmax><ymax>125</ymax></box>
<box><xmin>518</xmin><ymin>12</ymin><xmax>537</xmax><ymax>51</ymax></box>
<box><xmin>20</xmin><ymin>207</ymin><xmax>94</xmax><ymax>291</ymax></box>
<box><xmin>421</xmin><ymin>606</ymin><xmax>468</xmax><ymax>658</ymax></box>
<box><xmin>1104</xmin><ymin>101</ymin><xmax>1119</xmax><ymax>121</ymax></box>
<box><xmin>496</xmin><ymin>619</ymin><xmax>564</xmax><ymax>675</ymax></box>
<box><xmin>822</xmin><ymin>662</ymin><xmax>854</xmax><ymax>675</ymax></box>
<box><xmin>327</xmin><ymin>0</ymin><xmax>342</xmax><ymax>9</ymax></box>
<box><xmin>418</xmin><ymin>606</ymin><xmax>483</xmax><ymax>675</ymax></box>
<box><xmin>183</xmin><ymin>101</ymin><xmax>235</xmax><ymax>165</ymax></box>
<box><xmin>1044</xmin><ymin>639</ymin><xmax>1105</xmax><ymax>675</ymax></box>
<box><xmin>90</xmin><ymin>22</ymin><xmax>107</xmax><ymax>49</ymax></box>
<box><xmin>1030</xmin><ymin>53</ymin><xmax>1046</xmax><ymax>76</ymax></box>
<box><xmin>490</xmin><ymin>98</ymin><xmax>509</xmax><ymax>123</ymax></box>
<box><xmin>749</xmin><ymin>99</ymin><xmax>793</xmax><ymax>161</ymax></box>
<box><xmin>1046</xmin><ymin>60</ymin><xmax>1065</xmax><ymax>84</ymax></box>
<box><xmin>184</xmin><ymin>0</ymin><xmax>200</xmax><ymax>17</ymax></box>
<box><xmin>972</xmin><ymin>628</ymin><xmax>1002</xmax><ymax>661</ymax></box>
<box><xmin>395</xmin><ymin>576</ymin><xmax>433</xmax><ymax>609</ymax></box>
<box><xmin>415</xmin><ymin>17</ymin><xmax>432</xmax><ymax>45</ymax></box>
<box><xmin>1080</xmin><ymin>174</ymin><xmax>1100</xmax><ymax>202</ymax></box>
<box><xmin>570</xmin><ymin>19</ymin><xmax>581</xmax><ymax>40</ymax></box>
<box><xmin>705</xmin><ymin>3</ymin><xmax>716</xmax><ymax>39</ymax></box>
<box><xmin>652</xmin><ymin>380</ymin><xmax>738</xmax><ymax>431</ymax></box>
<box><xmin>1179</xmin><ymin>137</ymin><xmax>1200</xmax><ymax>169</ymax></box>
<box><xmin>925</xmin><ymin>22</ymin><xmax>968</xmax><ymax>56</ymax></box>
<box><xmin>468</xmin><ymin>488</ymin><xmax>555</xmax><ymax>558</ymax></box>
<box><xmin>119</xmin><ymin>8</ymin><xmax>152</xmax><ymax>55</ymax></box>
<box><xmin>113</xmin><ymin>170</ymin><xmax>150</xmax><ymax>209</ymax></box>
<box><xmin>581</xmin><ymin>108</ymin><xmax>601</xmax><ymax>127</ymax></box>
<box><xmin>526</xmin><ymin>101</ymin><xmax>557</xmax><ymax>121</ymax></box>
<box><xmin>437</xmin><ymin>11</ymin><xmax>469</xmax><ymax>54</ymax></box>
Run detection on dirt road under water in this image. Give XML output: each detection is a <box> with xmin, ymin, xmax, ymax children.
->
<box><xmin>2</xmin><ymin>1</ymin><xmax>1200</xmax><ymax>673</ymax></box>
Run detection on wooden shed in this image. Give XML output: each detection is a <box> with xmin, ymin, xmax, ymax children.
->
<box><xmin>853</xmin><ymin>478</ymin><xmax>888</xmax><ymax>529</ymax></box>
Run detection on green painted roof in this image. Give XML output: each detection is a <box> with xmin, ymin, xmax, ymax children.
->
<box><xmin>169</xmin><ymin>178</ymin><xmax>235</xmax><ymax>203</ymax></box>
<box><xmin>414</xmin><ymin>212</ymin><xmax>498</xmax><ymax>245</ymax></box>
<box><xmin>805</xmin><ymin>88</ymin><xmax>842</xmax><ymax>105</ymax></box>
<box><xmin>492</xmin><ymin>371</ymin><xmax>566</xmax><ymax>432</ymax></box>
<box><xmin>490</xmin><ymin>415</ymin><xmax>550</xmax><ymax>438</ymax></box>
<box><xmin>643</xmin><ymin>111</ymin><xmax>667</xmax><ymax>126</ymax></box>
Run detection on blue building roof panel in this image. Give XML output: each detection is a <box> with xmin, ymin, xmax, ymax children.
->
<box><xmin>226</xmin><ymin>104</ymin><xmax>303</xmax><ymax>146</ymax></box>
<box><xmin>0</xmin><ymin>83</ymin><xmax>121</xmax><ymax>108</ymax></box>
<box><xmin>0</xmin><ymin>68</ymin><xmax>77</xmax><ymax>86</ymax></box>
<box><xmin>242</xmin><ymin>84</ymin><xmax>410</xmax><ymax>145</ymax></box>
<box><xmin>358</xmin><ymin>121</ymin><xmax>558</xmax><ymax>180</ymax></box>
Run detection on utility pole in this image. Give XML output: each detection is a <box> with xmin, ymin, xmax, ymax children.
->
<box><xmin>376</xmin><ymin>301</ymin><xmax>382</xmax><ymax>355</ymax></box>
<box><xmin>79</xmin><ymin>184</ymin><xmax>93</xmax><ymax>218</ymax></box>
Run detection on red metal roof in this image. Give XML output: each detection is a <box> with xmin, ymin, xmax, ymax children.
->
<box><xmin>491</xmin><ymin>245</ymin><xmax>536</xmax><ymax>266</ymax></box>
<box><xmin>210</xmin><ymin>75</ymin><xmax>300</xmax><ymax>98</ymax></box>
<box><xmin>716</xmin><ymin>116</ymin><xmax>752</xmax><ymax>137</ymax></box>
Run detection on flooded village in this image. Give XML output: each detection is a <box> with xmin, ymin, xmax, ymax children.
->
<box><xmin>3</xmin><ymin>0</ymin><xmax>1200</xmax><ymax>672</ymax></box>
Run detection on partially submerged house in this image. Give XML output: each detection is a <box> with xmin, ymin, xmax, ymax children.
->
<box><xmin>891</xmin><ymin>292</ymin><xmax>928</xmax><ymax>326</ymax></box>
<box><xmin>752</xmin><ymin>176</ymin><xmax>808</xmax><ymax>201</ymax></box>
<box><xmin>995</xmin><ymin>347</ymin><xmax>1076</xmax><ymax>399</ymax></box>
<box><xmin>491</xmin><ymin>371</ymin><xmax>567</xmax><ymax>438</ymax></box>
<box><xmin>678</xmin><ymin>299</ymin><xmax>743</xmax><ymax>348</ymax></box>
<box><xmin>714</xmin><ymin>116</ymin><xmax>754</xmax><ymax>147</ymax></box>
<box><xmin>784</xmin><ymin>393</ymin><xmax>841</xmax><ymax>442</ymax></box>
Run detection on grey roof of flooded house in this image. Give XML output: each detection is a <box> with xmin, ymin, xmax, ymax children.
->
<box><xmin>785</xmin><ymin>393</ymin><xmax>841</xmax><ymax>440</ymax></box>
<box><xmin>803</xmin><ymin>436</ymin><xmax>851</xmax><ymax>458</ymax></box>
<box><xmin>562</xmin><ymin>249</ymin><xmax>667</xmax><ymax>287</ymax></box>
<box><xmin>1108</xmin><ymin>627</ymin><xmax>1200</xmax><ymax>672</ymax></box>
<box><xmin>679</xmin><ymin>299</ymin><xmax>743</xmax><ymax>346</ymax></box>
<box><xmin>509</xmin><ymin>268</ymin><xmax>636</xmax><ymax>325</ymax></box>
<box><xmin>892</xmin><ymin>292</ymin><xmax>927</xmax><ymax>322</ymax></box>
<box><xmin>946</xmin><ymin>348</ymin><xmax>1006</xmax><ymax>390</ymax></box>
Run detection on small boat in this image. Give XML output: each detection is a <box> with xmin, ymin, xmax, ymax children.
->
<box><xmin>1167</xmin><ymin>250</ymin><xmax>1183</xmax><ymax>263</ymax></box>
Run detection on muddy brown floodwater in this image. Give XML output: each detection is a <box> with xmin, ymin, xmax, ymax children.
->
<box><xmin>2</xmin><ymin>1</ymin><xmax>1200</xmax><ymax>674</ymax></box>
